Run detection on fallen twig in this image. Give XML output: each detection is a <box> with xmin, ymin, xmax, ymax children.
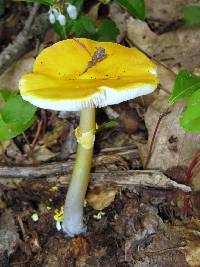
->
<box><xmin>0</xmin><ymin>165</ymin><xmax>191</xmax><ymax>192</ymax></box>
<box><xmin>0</xmin><ymin>146</ymin><xmax>140</xmax><ymax>177</ymax></box>
<box><xmin>0</xmin><ymin>4</ymin><xmax>49</xmax><ymax>74</ymax></box>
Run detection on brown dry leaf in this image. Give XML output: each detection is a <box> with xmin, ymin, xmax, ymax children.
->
<box><xmin>109</xmin><ymin>3</ymin><xmax>129</xmax><ymax>42</ymax></box>
<box><xmin>146</xmin><ymin>0</ymin><xmax>200</xmax><ymax>21</ymax></box>
<box><xmin>6</xmin><ymin>141</ymin><xmax>25</xmax><ymax>163</ymax></box>
<box><xmin>0</xmin><ymin>53</ymin><xmax>34</xmax><ymax>90</ymax></box>
<box><xmin>43</xmin><ymin>119</ymin><xmax>67</xmax><ymax>147</ymax></box>
<box><xmin>127</xmin><ymin>18</ymin><xmax>200</xmax><ymax>72</ymax></box>
<box><xmin>170</xmin><ymin>218</ymin><xmax>200</xmax><ymax>267</ymax></box>
<box><xmin>0</xmin><ymin>140</ymin><xmax>11</xmax><ymax>155</ymax></box>
<box><xmin>0</xmin><ymin>209</ymin><xmax>19</xmax><ymax>261</ymax></box>
<box><xmin>191</xmin><ymin>164</ymin><xmax>200</xmax><ymax>191</ymax></box>
<box><xmin>189</xmin><ymin>164</ymin><xmax>200</xmax><ymax>216</ymax></box>
<box><xmin>142</xmin><ymin>96</ymin><xmax>200</xmax><ymax>171</ymax></box>
<box><xmin>69</xmin><ymin>236</ymin><xmax>90</xmax><ymax>259</ymax></box>
<box><xmin>32</xmin><ymin>145</ymin><xmax>57</xmax><ymax>162</ymax></box>
<box><xmin>86</xmin><ymin>186</ymin><xmax>118</xmax><ymax>210</ymax></box>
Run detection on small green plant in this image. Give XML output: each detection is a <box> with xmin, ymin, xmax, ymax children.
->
<box><xmin>181</xmin><ymin>5</ymin><xmax>200</xmax><ymax>25</ymax></box>
<box><xmin>18</xmin><ymin>0</ymin><xmax>146</xmax><ymax>40</ymax></box>
<box><xmin>144</xmin><ymin>70</ymin><xmax>200</xmax><ymax>168</ymax></box>
<box><xmin>169</xmin><ymin>70</ymin><xmax>200</xmax><ymax>132</ymax></box>
<box><xmin>0</xmin><ymin>90</ymin><xmax>37</xmax><ymax>140</ymax></box>
<box><xmin>116</xmin><ymin>0</ymin><xmax>145</xmax><ymax>21</ymax></box>
<box><xmin>18</xmin><ymin>0</ymin><xmax>119</xmax><ymax>41</ymax></box>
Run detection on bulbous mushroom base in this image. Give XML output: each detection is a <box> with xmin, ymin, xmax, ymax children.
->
<box><xmin>62</xmin><ymin>215</ymin><xmax>87</xmax><ymax>237</ymax></box>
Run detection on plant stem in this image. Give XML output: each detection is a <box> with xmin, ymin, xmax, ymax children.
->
<box><xmin>144</xmin><ymin>107</ymin><xmax>170</xmax><ymax>169</ymax></box>
<box><xmin>183</xmin><ymin>150</ymin><xmax>200</xmax><ymax>217</ymax></box>
<box><xmin>62</xmin><ymin>107</ymin><xmax>95</xmax><ymax>236</ymax></box>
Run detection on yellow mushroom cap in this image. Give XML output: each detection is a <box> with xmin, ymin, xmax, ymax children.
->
<box><xmin>19</xmin><ymin>38</ymin><xmax>158</xmax><ymax>111</ymax></box>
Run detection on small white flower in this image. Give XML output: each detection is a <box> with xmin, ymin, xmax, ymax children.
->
<box><xmin>66</xmin><ymin>4</ymin><xmax>78</xmax><ymax>20</ymax></box>
<box><xmin>57</xmin><ymin>14</ymin><xmax>66</xmax><ymax>26</ymax></box>
<box><xmin>52</xmin><ymin>8</ymin><xmax>59</xmax><ymax>18</ymax></box>
<box><xmin>49</xmin><ymin>13</ymin><xmax>56</xmax><ymax>24</ymax></box>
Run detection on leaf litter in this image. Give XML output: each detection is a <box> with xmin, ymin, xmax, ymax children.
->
<box><xmin>1</xmin><ymin>0</ymin><xmax>200</xmax><ymax>266</ymax></box>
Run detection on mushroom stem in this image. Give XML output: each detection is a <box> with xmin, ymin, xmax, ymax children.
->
<box><xmin>62</xmin><ymin>107</ymin><xmax>96</xmax><ymax>236</ymax></box>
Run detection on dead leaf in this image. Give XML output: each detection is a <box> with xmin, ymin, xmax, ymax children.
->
<box><xmin>43</xmin><ymin>119</ymin><xmax>67</xmax><ymax>147</ymax></box>
<box><xmin>69</xmin><ymin>236</ymin><xmax>90</xmax><ymax>259</ymax></box>
<box><xmin>0</xmin><ymin>140</ymin><xmax>11</xmax><ymax>155</ymax></box>
<box><xmin>127</xmin><ymin>18</ymin><xmax>200</xmax><ymax>72</ymax></box>
<box><xmin>142</xmin><ymin>96</ymin><xmax>200</xmax><ymax>171</ymax></box>
<box><xmin>146</xmin><ymin>0</ymin><xmax>200</xmax><ymax>22</ymax></box>
<box><xmin>86</xmin><ymin>186</ymin><xmax>118</xmax><ymax>210</ymax></box>
<box><xmin>170</xmin><ymin>218</ymin><xmax>200</xmax><ymax>267</ymax></box>
<box><xmin>32</xmin><ymin>145</ymin><xmax>57</xmax><ymax>162</ymax></box>
<box><xmin>0</xmin><ymin>54</ymin><xmax>34</xmax><ymax>90</ymax></box>
<box><xmin>0</xmin><ymin>209</ymin><xmax>19</xmax><ymax>260</ymax></box>
<box><xmin>6</xmin><ymin>141</ymin><xmax>25</xmax><ymax>164</ymax></box>
<box><xmin>109</xmin><ymin>2</ymin><xmax>129</xmax><ymax>42</ymax></box>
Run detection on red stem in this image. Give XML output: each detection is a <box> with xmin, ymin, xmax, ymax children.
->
<box><xmin>144</xmin><ymin>107</ymin><xmax>171</xmax><ymax>169</ymax></box>
<box><xmin>183</xmin><ymin>151</ymin><xmax>200</xmax><ymax>216</ymax></box>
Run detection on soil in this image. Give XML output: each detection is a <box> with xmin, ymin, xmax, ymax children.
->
<box><xmin>0</xmin><ymin>181</ymin><xmax>189</xmax><ymax>267</ymax></box>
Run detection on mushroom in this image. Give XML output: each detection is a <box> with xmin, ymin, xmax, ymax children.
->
<box><xmin>19</xmin><ymin>38</ymin><xmax>158</xmax><ymax>236</ymax></box>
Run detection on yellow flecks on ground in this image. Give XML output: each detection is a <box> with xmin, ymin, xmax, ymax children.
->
<box><xmin>84</xmin><ymin>199</ymin><xmax>87</xmax><ymax>208</ymax></box>
<box><xmin>54</xmin><ymin>206</ymin><xmax>64</xmax><ymax>222</ymax></box>
<box><xmin>93</xmin><ymin>211</ymin><xmax>106</xmax><ymax>220</ymax></box>
<box><xmin>49</xmin><ymin>186</ymin><xmax>59</xmax><ymax>192</ymax></box>
<box><xmin>31</xmin><ymin>212</ymin><xmax>39</xmax><ymax>222</ymax></box>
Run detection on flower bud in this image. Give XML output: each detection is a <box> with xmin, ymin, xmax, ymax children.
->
<box><xmin>57</xmin><ymin>14</ymin><xmax>66</xmax><ymax>26</ymax></box>
<box><xmin>66</xmin><ymin>4</ymin><xmax>78</xmax><ymax>20</ymax></box>
<box><xmin>49</xmin><ymin>13</ymin><xmax>56</xmax><ymax>24</ymax></box>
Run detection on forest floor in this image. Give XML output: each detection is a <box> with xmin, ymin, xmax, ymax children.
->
<box><xmin>1</xmin><ymin>0</ymin><xmax>200</xmax><ymax>266</ymax></box>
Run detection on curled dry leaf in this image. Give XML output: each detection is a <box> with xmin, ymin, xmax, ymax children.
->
<box><xmin>32</xmin><ymin>145</ymin><xmax>57</xmax><ymax>162</ymax></box>
<box><xmin>86</xmin><ymin>186</ymin><xmax>118</xmax><ymax>210</ymax></box>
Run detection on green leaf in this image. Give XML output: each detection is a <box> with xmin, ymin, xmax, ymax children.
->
<box><xmin>180</xmin><ymin>89</ymin><xmax>200</xmax><ymax>132</ymax></box>
<box><xmin>97</xmin><ymin>19</ymin><xmax>119</xmax><ymax>42</ymax></box>
<box><xmin>81</xmin><ymin>16</ymin><xmax>96</xmax><ymax>34</ymax></box>
<box><xmin>0</xmin><ymin>114</ymin><xmax>36</xmax><ymax>141</ymax></box>
<box><xmin>0</xmin><ymin>0</ymin><xmax>5</xmax><ymax>17</ymax></box>
<box><xmin>1</xmin><ymin>94</ymin><xmax>37</xmax><ymax>125</ymax></box>
<box><xmin>182</xmin><ymin>6</ymin><xmax>200</xmax><ymax>25</ymax></box>
<box><xmin>0</xmin><ymin>90</ymin><xmax>14</xmax><ymax>102</ymax></box>
<box><xmin>72</xmin><ymin>16</ymin><xmax>96</xmax><ymax>37</ymax></box>
<box><xmin>116</xmin><ymin>0</ymin><xmax>145</xmax><ymax>20</ymax></box>
<box><xmin>168</xmin><ymin>70</ymin><xmax>200</xmax><ymax>106</ymax></box>
<box><xmin>53</xmin><ymin>21</ymin><xmax>67</xmax><ymax>39</ymax></box>
<box><xmin>97</xmin><ymin>120</ymin><xmax>119</xmax><ymax>133</ymax></box>
<box><xmin>68</xmin><ymin>0</ymin><xmax>84</xmax><ymax>14</ymax></box>
<box><xmin>0</xmin><ymin>91</ymin><xmax>37</xmax><ymax>140</ymax></box>
<box><xmin>14</xmin><ymin>0</ymin><xmax>53</xmax><ymax>5</ymax></box>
